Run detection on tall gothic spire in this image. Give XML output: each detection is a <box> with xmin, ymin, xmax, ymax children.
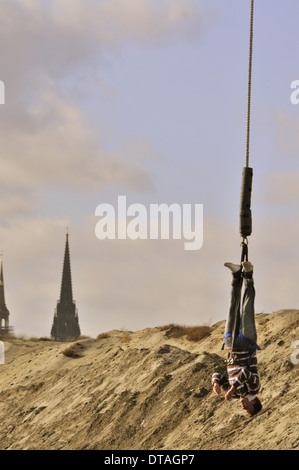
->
<box><xmin>51</xmin><ymin>230</ymin><xmax>81</xmax><ymax>341</ymax></box>
<box><xmin>60</xmin><ymin>232</ymin><xmax>73</xmax><ymax>305</ymax></box>
<box><xmin>0</xmin><ymin>255</ymin><xmax>11</xmax><ymax>335</ymax></box>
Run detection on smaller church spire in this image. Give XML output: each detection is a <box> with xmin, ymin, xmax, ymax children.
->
<box><xmin>0</xmin><ymin>253</ymin><xmax>12</xmax><ymax>335</ymax></box>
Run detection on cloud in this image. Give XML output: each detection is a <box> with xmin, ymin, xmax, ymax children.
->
<box><xmin>275</xmin><ymin>109</ymin><xmax>299</xmax><ymax>160</ymax></box>
<box><xmin>0</xmin><ymin>0</ymin><xmax>203</xmax><ymax>218</ymax></box>
<box><xmin>261</xmin><ymin>170</ymin><xmax>299</xmax><ymax>207</ymax></box>
<box><xmin>0</xmin><ymin>87</ymin><xmax>151</xmax><ymax>197</ymax></box>
<box><xmin>0</xmin><ymin>0</ymin><xmax>202</xmax><ymax>83</ymax></box>
<box><xmin>50</xmin><ymin>0</ymin><xmax>202</xmax><ymax>48</ymax></box>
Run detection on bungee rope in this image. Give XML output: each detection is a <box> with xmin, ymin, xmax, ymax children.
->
<box><xmin>230</xmin><ymin>0</ymin><xmax>255</xmax><ymax>358</ymax></box>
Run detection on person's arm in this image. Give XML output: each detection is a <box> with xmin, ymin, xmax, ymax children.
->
<box><xmin>225</xmin><ymin>386</ymin><xmax>235</xmax><ymax>401</ymax></box>
<box><xmin>213</xmin><ymin>382</ymin><xmax>221</xmax><ymax>395</ymax></box>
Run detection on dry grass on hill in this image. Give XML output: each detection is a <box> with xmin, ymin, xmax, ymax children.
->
<box><xmin>160</xmin><ymin>324</ymin><xmax>212</xmax><ymax>342</ymax></box>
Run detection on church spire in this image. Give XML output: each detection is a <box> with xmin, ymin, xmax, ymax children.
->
<box><xmin>0</xmin><ymin>254</ymin><xmax>12</xmax><ymax>335</ymax></box>
<box><xmin>51</xmin><ymin>230</ymin><xmax>81</xmax><ymax>341</ymax></box>
<box><xmin>59</xmin><ymin>231</ymin><xmax>73</xmax><ymax>305</ymax></box>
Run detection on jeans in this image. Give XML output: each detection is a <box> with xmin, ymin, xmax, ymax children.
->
<box><xmin>224</xmin><ymin>278</ymin><xmax>257</xmax><ymax>350</ymax></box>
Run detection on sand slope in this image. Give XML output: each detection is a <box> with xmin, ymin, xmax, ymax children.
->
<box><xmin>0</xmin><ymin>310</ymin><xmax>298</xmax><ymax>450</ymax></box>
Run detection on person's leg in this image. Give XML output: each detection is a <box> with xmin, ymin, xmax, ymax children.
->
<box><xmin>224</xmin><ymin>263</ymin><xmax>242</xmax><ymax>348</ymax></box>
<box><xmin>239</xmin><ymin>261</ymin><xmax>257</xmax><ymax>344</ymax></box>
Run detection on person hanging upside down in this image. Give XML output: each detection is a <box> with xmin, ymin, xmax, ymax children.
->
<box><xmin>211</xmin><ymin>260</ymin><xmax>262</xmax><ymax>417</ymax></box>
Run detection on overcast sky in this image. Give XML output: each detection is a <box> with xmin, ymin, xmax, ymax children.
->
<box><xmin>0</xmin><ymin>0</ymin><xmax>298</xmax><ymax>338</ymax></box>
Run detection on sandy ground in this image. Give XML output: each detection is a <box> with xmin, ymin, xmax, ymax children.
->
<box><xmin>0</xmin><ymin>309</ymin><xmax>298</xmax><ymax>450</ymax></box>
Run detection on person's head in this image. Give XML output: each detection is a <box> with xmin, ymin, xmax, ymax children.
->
<box><xmin>240</xmin><ymin>395</ymin><xmax>262</xmax><ymax>416</ymax></box>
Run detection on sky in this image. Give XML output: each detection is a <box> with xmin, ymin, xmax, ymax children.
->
<box><xmin>0</xmin><ymin>0</ymin><xmax>298</xmax><ymax>338</ymax></box>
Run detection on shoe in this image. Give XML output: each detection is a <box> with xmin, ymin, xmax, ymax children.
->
<box><xmin>224</xmin><ymin>262</ymin><xmax>241</xmax><ymax>274</ymax></box>
<box><xmin>242</xmin><ymin>261</ymin><xmax>253</xmax><ymax>273</ymax></box>
<box><xmin>242</xmin><ymin>261</ymin><xmax>254</xmax><ymax>280</ymax></box>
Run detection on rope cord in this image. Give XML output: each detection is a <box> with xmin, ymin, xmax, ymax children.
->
<box><xmin>245</xmin><ymin>0</ymin><xmax>254</xmax><ymax>168</ymax></box>
<box><xmin>230</xmin><ymin>2</ymin><xmax>254</xmax><ymax>357</ymax></box>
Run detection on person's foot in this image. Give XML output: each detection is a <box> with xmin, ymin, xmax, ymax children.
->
<box><xmin>242</xmin><ymin>261</ymin><xmax>253</xmax><ymax>273</ymax></box>
<box><xmin>224</xmin><ymin>262</ymin><xmax>241</xmax><ymax>274</ymax></box>
<box><xmin>242</xmin><ymin>261</ymin><xmax>253</xmax><ymax>280</ymax></box>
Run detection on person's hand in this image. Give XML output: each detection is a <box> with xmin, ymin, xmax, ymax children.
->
<box><xmin>213</xmin><ymin>382</ymin><xmax>221</xmax><ymax>395</ymax></box>
<box><xmin>225</xmin><ymin>386</ymin><xmax>235</xmax><ymax>401</ymax></box>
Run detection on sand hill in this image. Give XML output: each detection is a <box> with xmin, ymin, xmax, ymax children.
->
<box><xmin>0</xmin><ymin>309</ymin><xmax>298</xmax><ymax>450</ymax></box>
